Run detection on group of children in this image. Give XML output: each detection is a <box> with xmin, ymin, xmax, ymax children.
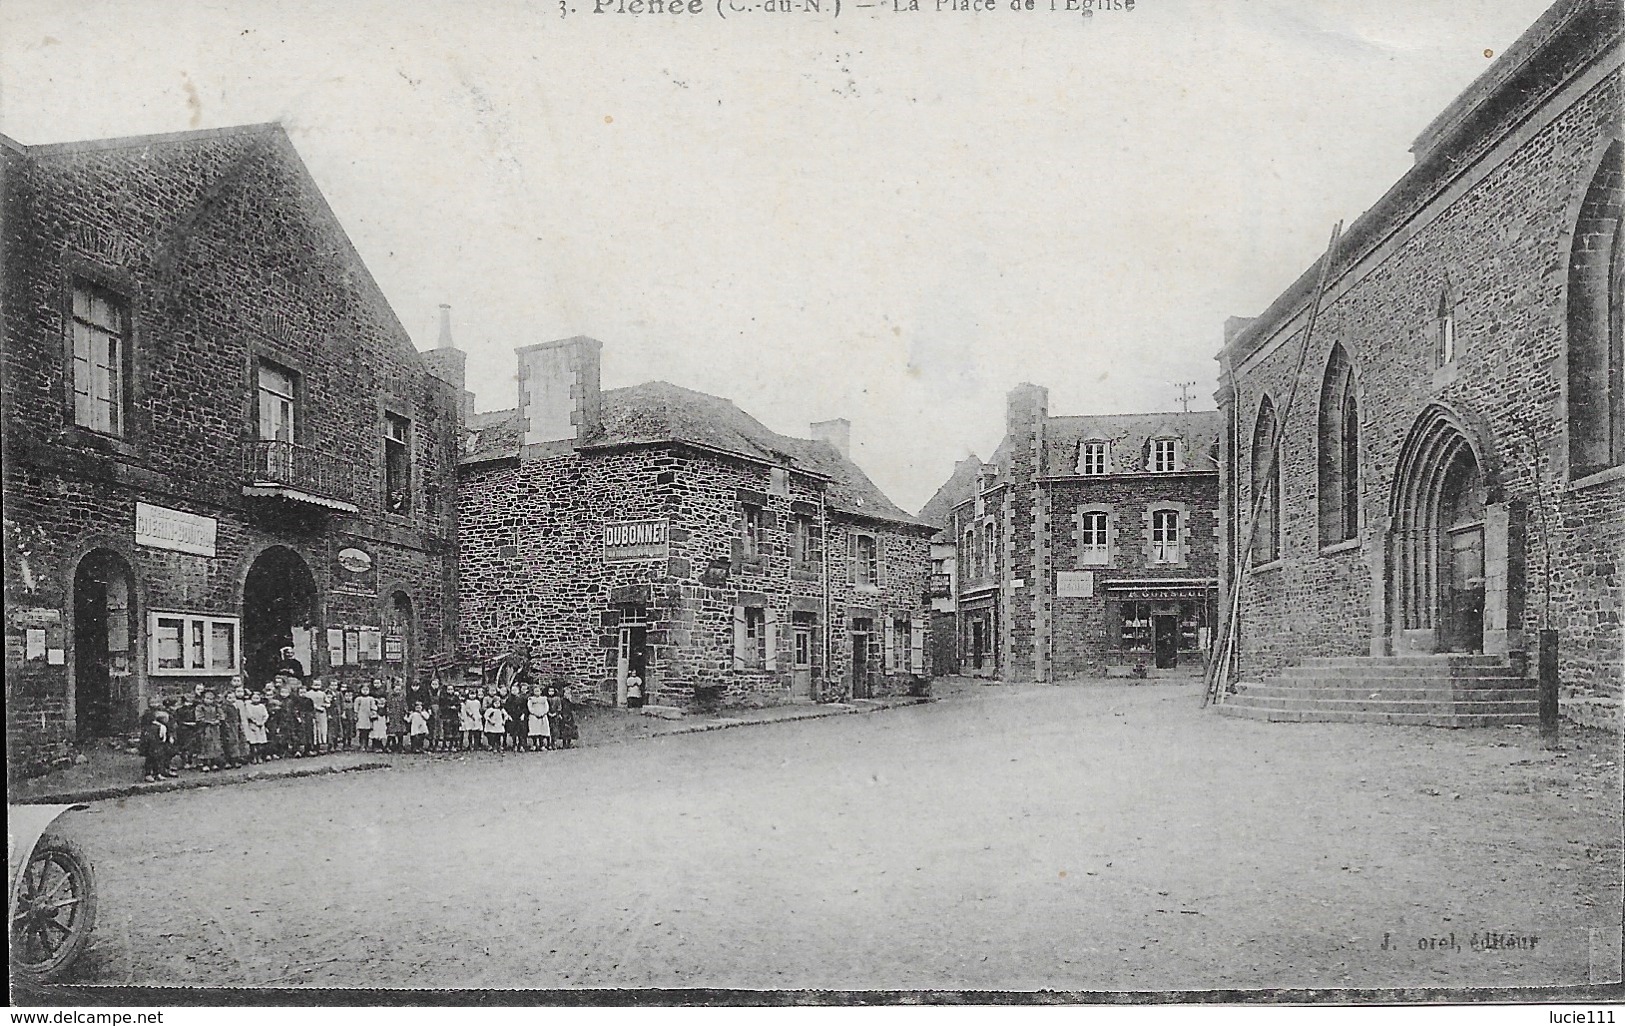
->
<box><xmin>136</xmin><ymin>672</ymin><xmax>581</xmax><ymax>781</ymax></box>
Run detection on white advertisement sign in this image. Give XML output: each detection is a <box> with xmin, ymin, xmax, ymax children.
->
<box><xmin>135</xmin><ymin>502</ymin><xmax>217</xmax><ymax>557</ymax></box>
<box><xmin>1056</xmin><ymin>571</ymin><xmax>1095</xmax><ymax>599</ymax></box>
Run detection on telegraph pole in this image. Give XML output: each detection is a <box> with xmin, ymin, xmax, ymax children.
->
<box><xmin>1176</xmin><ymin>381</ymin><xmax>1197</xmax><ymax>413</ymax></box>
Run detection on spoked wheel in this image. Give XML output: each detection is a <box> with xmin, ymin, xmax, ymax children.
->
<box><xmin>10</xmin><ymin>833</ymin><xmax>98</xmax><ymax>984</ymax></box>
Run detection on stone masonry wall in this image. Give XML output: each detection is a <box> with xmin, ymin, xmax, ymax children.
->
<box><xmin>457</xmin><ymin>443</ymin><xmax>930</xmax><ymax>708</ymax></box>
<box><xmin>1222</xmin><ymin>70</ymin><xmax>1622</xmax><ymax>694</ymax></box>
<box><xmin>2</xmin><ymin>130</ymin><xmax>461</xmax><ymax>772</ymax></box>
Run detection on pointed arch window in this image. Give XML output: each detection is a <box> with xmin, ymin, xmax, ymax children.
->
<box><xmin>1317</xmin><ymin>344</ymin><xmax>1360</xmax><ymax>546</ymax></box>
<box><xmin>1250</xmin><ymin>398</ymin><xmax>1281</xmax><ymax>565</ymax></box>
<box><xmin>1567</xmin><ymin>141</ymin><xmax>1624</xmax><ymax>480</ymax></box>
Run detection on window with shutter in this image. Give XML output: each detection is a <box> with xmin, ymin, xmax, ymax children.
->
<box><xmin>731</xmin><ymin>605</ymin><xmax>747</xmax><ymax>670</ymax></box>
<box><xmin>764</xmin><ymin>608</ymin><xmax>778</xmax><ymax>671</ymax></box>
<box><xmin>910</xmin><ymin>617</ymin><xmax>925</xmax><ymax>674</ymax></box>
<box><xmin>883</xmin><ymin>619</ymin><xmax>895</xmax><ymax>674</ymax></box>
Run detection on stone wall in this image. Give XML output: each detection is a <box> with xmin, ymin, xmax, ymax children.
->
<box><xmin>2</xmin><ymin>128</ymin><xmax>461</xmax><ymax>771</ymax></box>
<box><xmin>1220</xmin><ymin>67</ymin><xmax>1623</xmax><ymax>695</ymax></box>
<box><xmin>457</xmin><ymin>442</ymin><xmax>931</xmax><ymax>707</ymax></box>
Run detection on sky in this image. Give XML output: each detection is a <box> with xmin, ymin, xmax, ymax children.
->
<box><xmin>0</xmin><ymin>0</ymin><xmax>1558</xmax><ymax>514</ymax></box>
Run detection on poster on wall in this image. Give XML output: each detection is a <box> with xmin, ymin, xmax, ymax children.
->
<box><xmin>327</xmin><ymin>628</ymin><xmax>346</xmax><ymax>668</ymax></box>
<box><xmin>331</xmin><ymin>540</ymin><xmax>378</xmax><ymax>596</ymax></box>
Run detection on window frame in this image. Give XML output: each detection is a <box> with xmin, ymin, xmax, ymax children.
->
<box><xmin>743</xmin><ymin>605</ymin><xmax>767</xmax><ymax>668</ymax></box>
<box><xmin>1078</xmin><ymin>509</ymin><xmax>1110</xmax><ymax>566</ymax></box>
<box><xmin>384</xmin><ymin>410</ymin><xmax>413</xmax><ymax>515</ymax></box>
<box><xmin>1151</xmin><ymin>438</ymin><xmax>1180</xmax><ymax>474</ymax></box>
<box><xmin>852</xmin><ymin>532</ymin><xmax>879</xmax><ymax>588</ymax></box>
<box><xmin>68</xmin><ymin>282</ymin><xmax>131</xmax><ymax>438</ymax></box>
<box><xmin>1149</xmin><ymin>508</ymin><xmax>1181</xmax><ymax>565</ymax></box>
<box><xmin>148</xmin><ymin>611</ymin><xmax>241</xmax><ymax>677</ymax></box>
<box><xmin>742</xmin><ymin>504</ymin><xmax>768</xmax><ymax>559</ymax></box>
<box><xmin>256</xmin><ymin>358</ymin><xmax>299</xmax><ymax>443</ymax></box>
<box><xmin>1079</xmin><ymin>440</ymin><xmax>1109</xmax><ymax>476</ymax></box>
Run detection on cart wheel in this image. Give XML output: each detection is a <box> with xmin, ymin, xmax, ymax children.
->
<box><xmin>10</xmin><ymin>832</ymin><xmax>98</xmax><ymax>984</ymax></box>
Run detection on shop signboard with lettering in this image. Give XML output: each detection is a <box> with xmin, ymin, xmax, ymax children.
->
<box><xmin>135</xmin><ymin>502</ymin><xmax>217</xmax><ymax>557</ymax></box>
<box><xmin>603</xmin><ymin>520</ymin><xmax>669</xmax><ymax>562</ymax></box>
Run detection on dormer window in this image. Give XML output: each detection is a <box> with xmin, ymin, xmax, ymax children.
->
<box><xmin>1152</xmin><ymin>438</ymin><xmax>1180</xmax><ymax>473</ymax></box>
<box><xmin>1079</xmin><ymin>440</ymin><xmax>1109</xmax><ymax>476</ymax></box>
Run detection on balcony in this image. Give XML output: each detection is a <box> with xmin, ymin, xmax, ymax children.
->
<box><xmin>928</xmin><ymin>573</ymin><xmax>953</xmax><ymax>598</ymax></box>
<box><xmin>242</xmin><ymin>439</ymin><xmax>360</xmax><ymax>514</ymax></box>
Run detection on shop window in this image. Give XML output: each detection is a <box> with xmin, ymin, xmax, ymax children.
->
<box><xmin>385</xmin><ymin>412</ymin><xmax>412</xmax><ymax>513</ymax></box>
<box><xmin>1078</xmin><ymin>510</ymin><xmax>1110</xmax><ymax>566</ymax></box>
<box><xmin>70</xmin><ymin>284</ymin><xmax>129</xmax><ymax>437</ymax></box>
<box><xmin>150</xmin><ymin>612</ymin><xmax>240</xmax><ymax>676</ymax></box>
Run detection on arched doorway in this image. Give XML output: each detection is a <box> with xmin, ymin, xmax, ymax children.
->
<box><xmin>242</xmin><ymin>546</ymin><xmax>319</xmax><ymax>686</ymax></box>
<box><xmin>384</xmin><ymin>590</ymin><xmax>415</xmax><ymax>681</ymax></box>
<box><xmin>1391</xmin><ymin>407</ymin><xmax>1488</xmax><ymax>654</ymax></box>
<box><xmin>72</xmin><ymin>549</ymin><xmax>137</xmax><ymax>739</ymax></box>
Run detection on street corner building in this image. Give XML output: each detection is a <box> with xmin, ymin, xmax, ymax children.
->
<box><xmin>455</xmin><ymin>336</ymin><xmax>936</xmax><ymax>710</ymax></box>
<box><xmin>920</xmin><ymin>384</ymin><xmax>1221</xmax><ymax>683</ymax></box>
<box><xmin>1215</xmin><ymin>0</ymin><xmax>1623</xmax><ymax>723</ymax></box>
<box><xmin>1</xmin><ymin>124</ymin><xmax>464</xmax><ymax>773</ymax></box>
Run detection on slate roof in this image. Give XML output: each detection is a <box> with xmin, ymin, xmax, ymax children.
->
<box><xmin>917</xmin><ymin>455</ymin><xmax>984</xmax><ymax>531</ymax></box>
<box><xmin>461</xmin><ymin>381</ymin><xmax>925</xmax><ymax>529</ymax></box>
<box><xmin>1043</xmin><ymin>410</ymin><xmax>1221</xmax><ymax>477</ymax></box>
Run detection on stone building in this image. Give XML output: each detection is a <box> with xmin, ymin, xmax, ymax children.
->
<box><xmin>1215</xmin><ymin>0</ymin><xmax>1622</xmax><ymax>717</ymax></box>
<box><xmin>456</xmin><ymin>337</ymin><xmax>935</xmax><ymax>708</ymax></box>
<box><xmin>918</xmin><ymin>455</ymin><xmax>983</xmax><ymax>676</ymax></box>
<box><xmin>1</xmin><ymin>124</ymin><xmax>464</xmax><ymax>770</ymax></box>
<box><xmin>931</xmin><ymin>386</ymin><xmax>1221</xmax><ymax>681</ymax></box>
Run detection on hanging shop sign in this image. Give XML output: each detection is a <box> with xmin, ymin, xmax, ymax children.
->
<box><xmin>331</xmin><ymin>541</ymin><xmax>378</xmax><ymax>596</ymax></box>
<box><xmin>135</xmin><ymin>502</ymin><xmax>217</xmax><ymax>557</ymax></box>
<box><xmin>603</xmin><ymin>520</ymin><xmax>669</xmax><ymax>563</ymax></box>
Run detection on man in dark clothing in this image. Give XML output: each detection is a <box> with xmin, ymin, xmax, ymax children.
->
<box><xmin>275</xmin><ymin>645</ymin><xmax>307</xmax><ymax>682</ymax></box>
<box><xmin>502</xmin><ymin>686</ymin><xmax>528</xmax><ymax>752</ymax></box>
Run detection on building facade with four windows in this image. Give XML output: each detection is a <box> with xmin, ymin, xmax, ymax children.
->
<box><xmin>931</xmin><ymin>384</ymin><xmax>1221</xmax><ymax>681</ymax></box>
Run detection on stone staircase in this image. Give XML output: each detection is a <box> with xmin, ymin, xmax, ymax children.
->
<box><xmin>1215</xmin><ymin>654</ymin><xmax>1539</xmax><ymax>727</ymax></box>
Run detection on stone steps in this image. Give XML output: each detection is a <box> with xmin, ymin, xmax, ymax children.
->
<box><xmin>1232</xmin><ymin>684</ymin><xmax>1538</xmax><ymax>703</ymax></box>
<box><xmin>1215</xmin><ymin>654</ymin><xmax>1537</xmax><ymax>728</ymax></box>
<box><xmin>1216</xmin><ymin>705</ymin><xmax>1538</xmax><ymax>728</ymax></box>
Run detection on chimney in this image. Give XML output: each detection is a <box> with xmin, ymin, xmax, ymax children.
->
<box><xmin>437</xmin><ymin>303</ymin><xmax>455</xmax><ymax>349</ymax></box>
<box><xmin>516</xmin><ymin>336</ymin><xmax>604</xmax><ymax>452</ymax></box>
<box><xmin>421</xmin><ymin>303</ymin><xmax>468</xmax><ymax>425</ymax></box>
<box><xmin>810</xmin><ymin>418</ymin><xmax>851</xmax><ymax>459</ymax></box>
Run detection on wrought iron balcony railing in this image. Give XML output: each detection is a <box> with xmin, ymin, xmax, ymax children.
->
<box><xmin>242</xmin><ymin>439</ymin><xmax>359</xmax><ymax>511</ymax></box>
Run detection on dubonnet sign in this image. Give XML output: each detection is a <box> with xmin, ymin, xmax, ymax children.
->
<box><xmin>603</xmin><ymin>520</ymin><xmax>669</xmax><ymax>562</ymax></box>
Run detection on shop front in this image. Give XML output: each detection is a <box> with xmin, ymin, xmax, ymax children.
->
<box><xmin>1103</xmin><ymin>580</ymin><xmax>1217</xmax><ymax>671</ymax></box>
